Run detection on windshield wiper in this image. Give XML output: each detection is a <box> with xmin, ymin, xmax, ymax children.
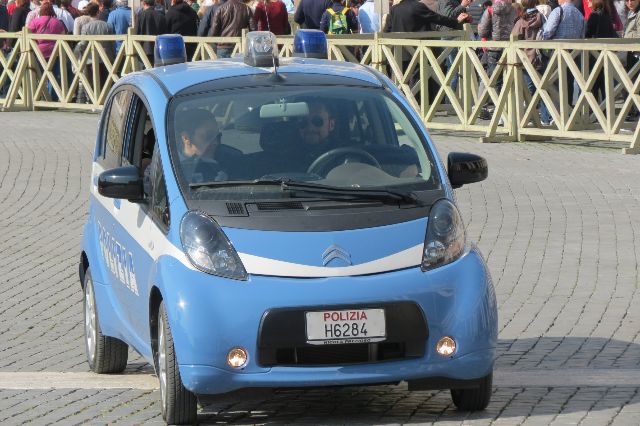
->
<box><xmin>189</xmin><ymin>179</ymin><xmax>289</xmax><ymax>190</ymax></box>
<box><xmin>280</xmin><ymin>181</ymin><xmax>420</xmax><ymax>205</ymax></box>
<box><xmin>189</xmin><ymin>179</ymin><xmax>420</xmax><ymax>205</ymax></box>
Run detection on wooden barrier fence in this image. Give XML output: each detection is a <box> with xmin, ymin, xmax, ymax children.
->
<box><xmin>1</xmin><ymin>27</ymin><xmax>638</xmax><ymax>153</ymax></box>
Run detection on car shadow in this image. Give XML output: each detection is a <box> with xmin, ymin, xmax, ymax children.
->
<box><xmin>193</xmin><ymin>337</ymin><xmax>640</xmax><ymax>424</ymax></box>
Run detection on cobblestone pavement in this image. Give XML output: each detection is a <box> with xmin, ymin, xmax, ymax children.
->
<box><xmin>1</xmin><ymin>111</ymin><xmax>639</xmax><ymax>425</ymax></box>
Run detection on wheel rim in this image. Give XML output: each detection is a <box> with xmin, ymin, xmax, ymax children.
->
<box><xmin>84</xmin><ymin>278</ymin><xmax>97</xmax><ymax>365</ymax></box>
<box><xmin>158</xmin><ymin>313</ymin><xmax>167</xmax><ymax>411</ymax></box>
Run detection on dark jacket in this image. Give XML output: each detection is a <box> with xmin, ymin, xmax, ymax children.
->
<box><xmin>211</xmin><ymin>0</ymin><xmax>254</xmax><ymax>40</ymax></box>
<box><xmin>294</xmin><ymin>0</ymin><xmax>332</xmax><ymax>29</ymax></box>
<box><xmin>383</xmin><ymin>0</ymin><xmax>461</xmax><ymax>32</ymax></box>
<box><xmin>166</xmin><ymin>1</ymin><xmax>198</xmax><ymax>35</ymax></box>
<box><xmin>197</xmin><ymin>2</ymin><xmax>224</xmax><ymax>36</ymax></box>
<box><xmin>319</xmin><ymin>2</ymin><xmax>358</xmax><ymax>33</ymax></box>
<box><xmin>136</xmin><ymin>8</ymin><xmax>168</xmax><ymax>56</ymax></box>
<box><xmin>438</xmin><ymin>0</ymin><xmax>466</xmax><ymax>18</ymax></box>
<box><xmin>8</xmin><ymin>5</ymin><xmax>28</xmax><ymax>33</ymax></box>
<box><xmin>585</xmin><ymin>9</ymin><xmax>618</xmax><ymax>38</ymax></box>
<box><xmin>0</xmin><ymin>5</ymin><xmax>8</xmax><ymax>32</ymax></box>
<box><xmin>98</xmin><ymin>8</ymin><xmax>111</xmax><ymax>22</ymax></box>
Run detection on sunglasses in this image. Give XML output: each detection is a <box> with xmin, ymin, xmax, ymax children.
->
<box><xmin>300</xmin><ymin>115</ymin><xmax>325</xmax><ymax>128</ymax></box>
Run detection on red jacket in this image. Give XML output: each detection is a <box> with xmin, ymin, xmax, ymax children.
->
<box><xmin>255</xmin><ymin>0</ymin><xmax>290</xmax><ymax>34</ymax></box>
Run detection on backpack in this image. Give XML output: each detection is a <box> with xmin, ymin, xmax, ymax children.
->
<box><xmin>327</xmin><ymin>7</ymin><xmax>350</xmax><ymax>35</ymax></box>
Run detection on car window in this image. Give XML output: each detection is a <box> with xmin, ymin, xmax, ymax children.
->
<box><xmin>150</xmin><ymin>154</ymin><xmax>170</xmax><ymax>231</ymax></box>
<box><xmin>101</xmin><ymin>90</ymin><xmax>133</xmax><ymax>169</ymax></box>
<box><xmin>168</xmin><ymin>86</ymin><xmax>439</xmax><ymax>201</ymax></box>
<box><xmin>124</xmin><ymin>96</ymin><xmax>156</xmax><ymax>200</ymax></box>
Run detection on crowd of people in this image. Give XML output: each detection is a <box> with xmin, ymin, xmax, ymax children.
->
<box><xmin>0</xmin><ymin>0</ymin><xmax>637</xmax><ymax>114</ymax></box>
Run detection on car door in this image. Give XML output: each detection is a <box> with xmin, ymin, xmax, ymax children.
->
<box><xmin>92</xmin><ymin>89</ymin><xmax>135</xmax><ymax>335</ymax></box>
<box><xmin>109</xmin><ymin>94</ymin><xmax>163</xmax><ymax>344</ymax></box>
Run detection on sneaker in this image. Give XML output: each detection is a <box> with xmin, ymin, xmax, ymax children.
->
<box><xmin>478</xmin><ymin>108</ymin><xmax>491</xmax><ymax>120</ymax></box>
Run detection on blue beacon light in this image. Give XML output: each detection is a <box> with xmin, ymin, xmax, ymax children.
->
<box><xmin>293</xmin><ymin>30</ymin><xmax>328</xmax><ymax>59</ymax></box>
<box><xmin>154</xmin><ymin>34</ymin><xmax>187</xmax><ymax>67</ymax></box>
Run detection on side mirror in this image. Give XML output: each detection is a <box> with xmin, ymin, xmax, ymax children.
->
<box><xmin>98</xmin><ymin>165</ymin><xmax>145</xmax><ymax>202</ymax></box>
<box><xmin>447</xmin><ymin>152</ymin><xmax>488</xmax><ymax>189</ymax></box>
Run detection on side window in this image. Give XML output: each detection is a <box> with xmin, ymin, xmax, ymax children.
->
<box><xmin>101</xmin><ymin>90</ymin><xmax>133</xmax><ymax>169</ymax></box>
<box><xmin>124</xmin><ymin>96</ymin><xmax>155</xmax><ymax>199</ymax></box>
<box><xmin>150</xmin><ymin>154</ymin><xmax>170</xmax><ymax>231</ymax></box>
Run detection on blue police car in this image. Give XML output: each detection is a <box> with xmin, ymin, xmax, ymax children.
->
<box><xmin>79</xmin><ymin>31</ymin><xmax>497</xmax><ymax>424</ymax></box>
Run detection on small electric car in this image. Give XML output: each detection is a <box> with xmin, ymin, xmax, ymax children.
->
<box><xmin>80</xmin><ymin>31</ymin><xmax>497</xmax><ymax>424</ymax></box>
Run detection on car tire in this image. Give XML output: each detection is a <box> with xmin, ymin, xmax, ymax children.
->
<box><xmin>157</xmin><ymin>301</ymin><xmax>197</xmax><ymax>425</ymax></box>
<box><xmin>450</xmin><ymin>373</ymin><xmax>492</xmax><ymax>411</ymax></box>
<box><xmin>83</xmin><ymin>267</ymin><xmax>128</xmax><ymax>374</ymax></box>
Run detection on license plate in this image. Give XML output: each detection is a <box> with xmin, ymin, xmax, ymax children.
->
<box><xmin>305</xmin><ymin>309</ymin><xmax>386</xmax><ymax>345</ymax></box>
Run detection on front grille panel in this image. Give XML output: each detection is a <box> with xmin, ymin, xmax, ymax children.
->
<box><xmin>269</xmin><ymin>342</ymin><xmax>407</xmax><ymax>366</ymax></box>
<box><xmin>257</xmin><ymin>302</ymin><xmax>427</xmax><ymax>367</ymax></box>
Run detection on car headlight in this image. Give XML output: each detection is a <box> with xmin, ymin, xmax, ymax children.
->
<box><xmin>421</xmin><ymin>199</ymin><xmax>466</xmax><ymax>271</ymax></box>
<box><xmin>180</xmin><ymin>211</ymin><xmax>247</xmax><ymax>280</ymax></box>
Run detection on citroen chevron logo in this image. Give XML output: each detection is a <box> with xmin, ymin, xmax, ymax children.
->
<box><xmin>322</xmin><ymin>244</ymin><xmax>352</xmax><ymax>267</ymax></box>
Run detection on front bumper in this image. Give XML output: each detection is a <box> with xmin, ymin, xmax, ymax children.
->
<box><xmin>155</xmin><ymin>247</ymin><xmax>497</xmax><ymax>395</ymax></box>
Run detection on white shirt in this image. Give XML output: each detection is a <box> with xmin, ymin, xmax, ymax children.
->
<box><xmin>358</xmin><ymin>0</ymin><xmax>380</xmax><ymax>33</ymax></box>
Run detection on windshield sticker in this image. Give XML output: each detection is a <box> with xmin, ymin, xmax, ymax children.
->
<box><xmin>97</xmin><ymin>221</ymin><xmax>139</xmax><ymax>296</ymax></box>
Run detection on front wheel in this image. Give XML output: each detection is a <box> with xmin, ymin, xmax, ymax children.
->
<box><xmin>450</xmin><ymin>373</ymin><xmax>492</xmax><ymax>411</ymax></box>
<box><xmin>157</xmin><ymin>301</ymin><xmax>197</xmax><ymax>424</ymax></box>
<box><xmin>83</xmin><ymin>267</ymin><xmax>128</xmax><ymax>373</ymax></box>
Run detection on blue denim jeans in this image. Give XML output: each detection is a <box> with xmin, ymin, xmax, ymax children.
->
<box><xmin>216</xmin><ymin>47</ymin><xmax>233</xmax><ymax>59</ymax></box>
<box><xmin>48</xmin><ymin>58</ymin><xmax>61</xmax><ymax>102</ymax></box>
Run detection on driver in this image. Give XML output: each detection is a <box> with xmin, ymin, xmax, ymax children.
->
<box><xmin>294</xmin><ymin>100</ymin><xmax>342</xmax><ymax>169</ymax></box>
<box><xmin>178</xmin><ymin>109</ymin><xmax>228</xmax><ymax>183</ymax></box>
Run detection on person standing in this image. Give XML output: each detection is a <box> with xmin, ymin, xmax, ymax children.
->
<box><xmin>75</xmin><ymin>2</ymin><xmax>114</xmax><ymax>102</ymax></box>
<box><xmin>27</xmin><ymin>1</ymin><xmax>66</xmax><ymax>100</ymax></box>
<box><xmin>196</xmin><ymin>0</ymin><xmax>223</xmax><ymax>36</ymax></box>
<box><xmin>136</xmin><ymin>0</ymin><xmax>166</xmax><ymax>63</ymax></box>
<box><xmin>73</xmin><ymin>0</ymin><xmax>91</xmax><ymax>34</ymax></box>
<box><xmin>0</xmin><ymin>2</ymin><xmax>9</xmax><ymax>31</ymax></box>
<box><xmin>51</xmin><ymin>0</ymin><xmax>74</xmax><ymax>32</ymax></box>
<box><xmin>254</xmin><ymin>0</ymin><xmax>289</xmax><ymax>34</ymax></box>
<box><xmin>210</xmin><ymin>0</ymin><xmax>253</xmax><ymax>58</ymax></box>
<box><xmin>384</xmin><ymin>0</ymin><xmax>468</xmax><ymax>31</ymax></box>
<box><xmin>623</xmin><ymin>0</ymin><xmax>639</xmax><ymax>119</ymax></box>
<box><xmin>512</xmin><ymin>0</ymin><xmax>547</xmax><ymax>121</ymax></box>
<box><xmin>294</xmin><ymin>0</ymin><xmax>331</xmax><ymax>29</ymax></box>
<box><xmin>358</xmin><ymin>0</ymin><xmax>379</xmax><ymax>32</ymax></box>
<box><xmin>98</xmin><ymin>0</ymin><xmax>113</xmax><ymax>21</ymax></box>
<box><xmin>8</xmin><ymin>0</ymin><xmax>27</xmax><ymax>31</ymax></box>
<box><xmin>319</xmin><ymin>0</ymin><xmax>358</xmax><ymax>33</ymax></box>
<box><xmin>107</xmin><ymin>0</ymin><xmax>131</xmax><ymax>53</ymax></box>
<box><xmin>478</xmin><ymin>0</ymin><xmax>517</xmax><ymax>77</ymax></box>
<box><xmin>541</xmin><ymin>0</ymin><xmax>584</xmax><ymax>119</ymax></box>
<box><xmin>166</xmin><ymin>0</ymin><xmax>197</xmax><ymax>59</ymax></box>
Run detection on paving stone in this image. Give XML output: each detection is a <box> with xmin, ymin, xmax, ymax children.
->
<box><xmin>1</xmin><ymin>113</ymin><xmax>640</xmax><ymax>424</ymax></box>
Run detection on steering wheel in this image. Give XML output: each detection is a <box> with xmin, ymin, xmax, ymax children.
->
<box><xmin>306</xmin><ymin>147</ymin><xmax>381</xmax><ymax>177</ymax></box>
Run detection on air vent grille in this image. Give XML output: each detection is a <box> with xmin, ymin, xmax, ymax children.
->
<box><xmin>256</xmin><ymin>201</ymin><xmax>304</xmax><ymax>211</ymax></box>
<box><xmin>226</xmin><ymin>202</ymin><xmax>246</xmax><ymax>215</ymax></box>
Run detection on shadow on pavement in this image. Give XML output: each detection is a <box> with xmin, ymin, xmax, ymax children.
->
<box><xmin>192</xmin><ymin>337</ymin><xmax>640</xmax><ymax>424</ymax></box>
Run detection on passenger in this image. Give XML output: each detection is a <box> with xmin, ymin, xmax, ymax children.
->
<box><xmin>178</xmin><ymin>109</ymin><xmax>229</xmax><ymax>182</ymax></box>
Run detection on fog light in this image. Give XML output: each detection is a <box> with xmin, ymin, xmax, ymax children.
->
<box><xmin>436</xmin><ymin>336</ymin><xmax>456</xmax><ymax>357</ymax></box>
<box><xmin>227</xmin><ymin>347</ymin><xmax>248</xmax><ymax>368</ymax></box>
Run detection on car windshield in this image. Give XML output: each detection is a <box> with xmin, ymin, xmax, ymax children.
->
<box><xmin>168</xmin><ymin>86</ymin><xmax>440</xmax><ymax>201</ymax></box>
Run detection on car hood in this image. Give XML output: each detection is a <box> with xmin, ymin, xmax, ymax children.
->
<box><xmin>223</xmin><ymin>217</ymin><xmax>427</xmax><ymax>278</ymax></box>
